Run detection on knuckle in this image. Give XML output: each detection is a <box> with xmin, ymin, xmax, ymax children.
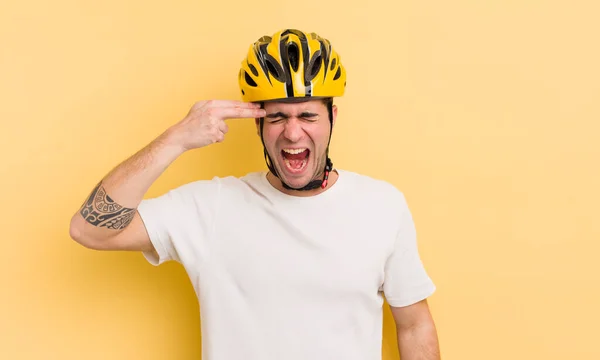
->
<box><xmin>205</xmin><ymin>108</ymin><xmax>217</xmax><ymax>117</ymax></box>
<box><xmin>209</xmin><ymin>118</ymin><xmax>220</xmax><ymax>129</ymax></box>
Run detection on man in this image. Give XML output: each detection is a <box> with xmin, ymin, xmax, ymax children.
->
<box><xmin>69</xmin><ymin>29</ymin><xmax>440</xmax><ymax>360</ymax></box>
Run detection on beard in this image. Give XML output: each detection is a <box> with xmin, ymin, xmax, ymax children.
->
<box><xmin>267</xmin><ymin>146</ymin><xmax>328</xmax><ymax>190</ymax></box>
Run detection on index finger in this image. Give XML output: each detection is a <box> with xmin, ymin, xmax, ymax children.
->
<box><xmin>220</xmin><ymin>107</ymin><xmax>266</xmax><ymax>120</ymax></box>
<box><xmin>207</xmin><ymin>100</ymin><xmax>261</xmax><ymax>109</ymax></box>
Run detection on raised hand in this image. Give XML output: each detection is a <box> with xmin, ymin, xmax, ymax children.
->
<box><xmin>171</xmin><ymin>100</ymin><xmax>266</xmax><ymax>151</ymax></box>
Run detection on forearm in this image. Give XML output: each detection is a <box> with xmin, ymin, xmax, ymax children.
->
<box><xmin>70</xmin><ymin>128</ymin><xmax>184</xmax><ymax>238</ymax></box>
<box><xmin>397</xmin><ymin>322</ymin><xmax>440</xmax><ymax>360</ymax></box>
<box><xmin>97</xmin><ymin>129</ymin><xmax>183</xmax><ymax>207</ymax></box>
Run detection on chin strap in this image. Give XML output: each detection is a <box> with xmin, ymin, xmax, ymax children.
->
<box><xmin>259</xmin><ymin>101</ymin><xmax>334</xmax><ymax>191</ymax></box>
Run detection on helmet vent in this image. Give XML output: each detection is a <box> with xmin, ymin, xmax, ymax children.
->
<box><xmin>330</xmin><ymin>58</ymin><xmax>337</xmax><ymax>71</ymax></box>
<box><xmin>244</xmin><ymin>71</ymin><xmax>258</xmax><ymax>87</ymax></box>
<box><xmin>248</xmin><ymin>63</ymin><xmax>259</xmax><ymax>76</ymax></box>
<box><xmin>305</xmin><ymin>52</ymin><xmax>322</xmax><ymax>82</ymax></box>
<box><xmin>287</xmin><ymin>43</ymin><xmax>300</xmax><ymax>72</ymax></box>
<box><xmin>311</xmin><ymin>56</ymin><xmax>322</xmax><ymax>77</ymax></box>
<box><xmin>263</xmin><ymin>56</ymin><xmax>285</xmax><ymax>83</ymax></box>
<box><xmin>333</xmin><ymin>66</ymin><xmax>342</xmax><ymax>80</ymax></box>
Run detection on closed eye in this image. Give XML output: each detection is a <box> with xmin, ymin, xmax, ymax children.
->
<box><xmin>265</xmin><ymin>112</ymin><xmax>319</xmax><ymax>123</ymax></box>
<box><xmin>300</xmin><ymin>112</ymin><xmax>319</xmax><ymax>121</ymax></box>
<box><xmin>266</xmin><ymin>112</ymin><xmax>287</xmax><ymax>123</ymax></box>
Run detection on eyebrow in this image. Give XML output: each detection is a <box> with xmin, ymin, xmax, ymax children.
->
<box><xmin>265</xmin><ymin>111</ymin><xmax>319</xmax><ymax>118</ymax></box>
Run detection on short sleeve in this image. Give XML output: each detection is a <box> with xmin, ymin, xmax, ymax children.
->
<box><xmin>382</xmin><ymin>193</ymin><xmax>436</xmax><ymax>307</ymax></box>
<box><xmin>136</xmin><ymin>178</ymin><xmax>221</xmax><ymax>267</ymax></box>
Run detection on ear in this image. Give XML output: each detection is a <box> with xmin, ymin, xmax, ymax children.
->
<box><xmin>332</xmin><ymin>105</ymin><xmax>338</xmax><ymax>127</ymax></box>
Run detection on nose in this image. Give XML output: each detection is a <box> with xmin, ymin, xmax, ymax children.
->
<box><xmin>282</xmin><ymin>118</ymin><xmax>304</xmax><ymax>143</ymax></box>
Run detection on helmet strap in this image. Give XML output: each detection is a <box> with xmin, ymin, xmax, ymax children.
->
<box><xmin>259</xmin><ymin>100</ymin><xmax>334</xmax><ymax>191</ymax></box>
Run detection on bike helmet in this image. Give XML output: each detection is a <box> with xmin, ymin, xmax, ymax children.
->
<box><xmin>239</xmin><ymin>29</ymin><xmax>346</xmax><ymax>103</ymax></box>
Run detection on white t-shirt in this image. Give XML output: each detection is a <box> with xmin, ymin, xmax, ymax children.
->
<box><xmin>137</xmin><ymin>169</ymin><xmax>435</xmax><ymax>360</ymax></box>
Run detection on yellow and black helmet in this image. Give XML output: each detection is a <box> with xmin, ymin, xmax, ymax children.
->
<box><xmin>239</xmin><ymin>29</ymin><xmax>346</xmax><ymax>103</ymax></box>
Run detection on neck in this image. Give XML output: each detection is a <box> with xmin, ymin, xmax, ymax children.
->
<box><xmin>266</xmin><ymin>170</ymin><xmax>339</xmax><ymax>197</ymax></box>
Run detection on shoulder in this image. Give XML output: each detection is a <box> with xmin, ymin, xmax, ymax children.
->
<box><xmin>181</xmin><ymin>172</ymin><xmax>268</xmax><ymax>201</ymax></box>
<box><xmin>337</xmin><ymin>169</ymin><xmax>411</xmax><ymax>214</ymax></box>
<box><xmin>144</xmin><ymin>172</ymin><xmax>266</xmax><ymax>206</ymax></box>
<box><xmin>338</xmin><ymin>169</ymin><xmax>406</xmax><ymax>199</ymax></box>
<box><xmin>169</xmin><ymin>172</ymin><xmax>264</xmax><ymax>193</ymax></box>
<box><xmin>337</xmin><ymin>170</ymin><xmax>415</xmax><ymax>236</ymax></box>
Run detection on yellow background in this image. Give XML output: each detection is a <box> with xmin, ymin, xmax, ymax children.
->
<box><xmin>1</xmin><ymin>0</ymin><xmax>598</xmax><ymax>359</ymax></box>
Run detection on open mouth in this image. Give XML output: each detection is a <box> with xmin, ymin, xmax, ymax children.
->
<box><xmin>281</xmin><ymin>148</ymin><xmax>310</xmax><ymax>173</ymax></box>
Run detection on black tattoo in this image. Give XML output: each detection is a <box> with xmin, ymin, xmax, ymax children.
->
<box><xmin>80</xmin><ymin>182</ymin><xmax>135</xmax><ymax>230</ymax></box>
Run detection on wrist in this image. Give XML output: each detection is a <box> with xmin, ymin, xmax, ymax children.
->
<box><xmin>156</xmin><ymin>127</ymin><xmax>187</xmax><ymax>158</ymax></box>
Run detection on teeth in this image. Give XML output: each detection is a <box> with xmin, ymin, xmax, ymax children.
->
<box><xmin>283</xmin><ymin>148</ymin><xmax>307</xmax><ymax>155</ymax></box>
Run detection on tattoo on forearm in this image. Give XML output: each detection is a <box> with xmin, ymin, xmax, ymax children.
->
<box><xmin>80</xmin><ymin>182</ymin><xmax>135</xmax><ymax>230</ymax></box>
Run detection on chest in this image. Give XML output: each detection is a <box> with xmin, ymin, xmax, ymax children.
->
<box><xmin>207</xmin><ymin>203</ymin><xmax>396</xmax><ymax>301</ymax></box>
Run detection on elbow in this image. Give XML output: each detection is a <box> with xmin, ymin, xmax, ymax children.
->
<box><xmin>69</xmin><ymin>214</ymin><xmax>83</xmax><ymax>243</ymax></box>
<box><xmin>69</xmin><ymin>214</ymin><xmax>99</xmax><ymax>250</ymax></box>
